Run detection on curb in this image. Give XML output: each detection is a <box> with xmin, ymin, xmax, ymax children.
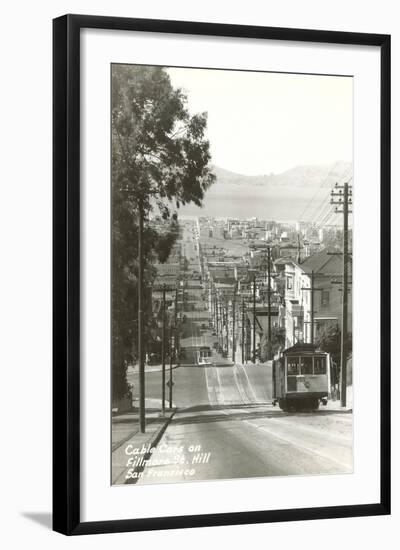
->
<box><xmin>127</xmin><ymin>364</ymin><xmax>180</xmax><ymax>374</ymax></box>
<box><xmin>124</xmin><ymin>410</ymin><xmax>176</xmax><ymax>485</ymax></box>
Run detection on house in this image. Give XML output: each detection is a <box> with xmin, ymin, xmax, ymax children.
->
<box><xmin>154</xmin><ymin>262</ymin><xmax>180</xmax><ymax>278</ymax></box>
<box><xmin>278</xmin><ymin>242</ymin><xmax>301</xmax><ymax>261</ymax></box>
<box><xmin>282</xmin><ymin>249</ymin><xmax>352</xmax><ymax>348</ymax></box>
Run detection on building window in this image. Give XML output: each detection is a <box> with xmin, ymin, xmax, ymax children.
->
<box><xmin>321</xmin><ymin>290</ymin><xmax>330</xmax><ymax>307</ymax></box>
<box><xmin>287</xmin><ymin>276</ymin><xmax>293</xmax><ymax>290</ymax></box>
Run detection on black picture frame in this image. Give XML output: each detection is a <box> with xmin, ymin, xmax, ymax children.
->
<box><xmin>53</xmin><ymin>14</ymin><xmax>391</xmax><ymax>536</ymax></box>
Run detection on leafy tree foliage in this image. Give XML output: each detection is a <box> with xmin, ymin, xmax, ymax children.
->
<box><xmin>112</xmin><ymin>65</ymin><xmax>215</xmax><ymax>401</ymax></box>
<box><xmin>260</xmin><ymin>329</ymin><xmax>285</xmax><ymax>361</ymax></box>
<box><xmin>112</xmin><ymin>65</ymin><xmax>215</xmax><ymax>214</ymax></box>
<box><xmin>316</xmin><ymin>323</ymin><xmax>352</xmax><ymax>385</ymax></box>
<box><xmin>316</xmin><ymin>323</ymin><xmax>352</xmax><ymax>356</ymax></box>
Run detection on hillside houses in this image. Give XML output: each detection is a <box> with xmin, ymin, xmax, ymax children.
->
<box><xmin>196</xmin><ymin>214</ymin><xmax>350</xmax><ymax>363</ymax></box>
<box><xmin>282</xmin><ymin>249</ymin><xmax>352</xmax><ymax>348</ymax></box>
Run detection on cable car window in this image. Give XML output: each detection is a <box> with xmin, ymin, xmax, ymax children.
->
<box><xmin>314</xmin><ymin>356</ymin><xmax>326</xmax><ymax>374</ymax></box>
<box><xmin>287</xmin><ymin>357</ymin><xmax>299</xmax><ymax>374</ymax></box>
<box><xmin>300</xmin><ymin>356</ymin><xmax>313</xmax><ymax>374</ymax></box>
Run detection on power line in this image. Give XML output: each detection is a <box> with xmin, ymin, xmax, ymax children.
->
<box><xmin>318</xmin><ymin>208</ymin><xmax>338</xmax><ymax>227</ymax></box>
<box><xmin>313</xmin><ymin>171</ymin><xmax>353</xmax><ymax>226</ymax></box>
<box><xmin>312</xmin><ymin>196</ymin><xmax>334</xmax><ymax>225</ymax></box>
<box><xmin>308</xmin><ymin>191</ymin><xmax>332</xmax><ymax>224</ymax></box>
<box><xmin>298</xmin><ymin>162</ymin><xmax>339</xmax><ymax>222</ymax></box>
<box><xmin>309</xmin><ymin>168</ymin><xmax>353</xmax><ymax>225</ymax></box>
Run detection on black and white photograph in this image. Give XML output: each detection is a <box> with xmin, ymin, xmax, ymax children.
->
<box><xmin>111</xmin><ymin>64</ymin><xmax>354</xmax><ymax>486</ymax></box>
<box><xmin>0</xmin><ymin>0</ymin><xmax>395</xmax><ymax>545</ymax></box>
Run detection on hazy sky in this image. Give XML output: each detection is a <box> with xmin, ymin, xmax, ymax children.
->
<box><xmin>167</xmin><ymin>67</ymin><xmax>352</xmax><ymax>176</ymax></box>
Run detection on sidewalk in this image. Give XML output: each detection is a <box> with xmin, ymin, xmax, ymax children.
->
<box><xmin>112</xmin><ymin>409</ymin><xmax>175</xmax><ymax>485</ymax></box>
<box><xmin>127</xmin><ymin>364</ymin><xmax>179</xmax><ymax>374</ymax></box>
<box><xmin>325</xmin><ymin>385</ymin><xmax>353</xmax><ymax>412</ymax></box>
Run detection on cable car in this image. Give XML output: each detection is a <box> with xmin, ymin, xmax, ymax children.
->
<box><xmin>196</xmin><ymin>346</ymin><xmax>212</xmax><ymax>366</ymax></box>
<box><xmin>272</xmin><ymin>343</ymin><xmax>331</xmax><ymax>411</ymax></box>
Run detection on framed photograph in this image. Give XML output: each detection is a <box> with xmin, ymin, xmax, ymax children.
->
<box><xmin>53</xmin><ymin>14</ymin><xmax>391</xmax><ymax>535</ymax></box>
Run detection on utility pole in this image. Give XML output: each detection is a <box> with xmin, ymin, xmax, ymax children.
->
<box><xmin>232</xmin><ymin>291</ymin><xmax>237</xmax><ymax>363</ymax></box>
<box><xmin>220</xmin><ymin>300</ymin><xmax>224</xmax><ymax>351</ymax></box>
<box><xmin>301</xmin><ymin>271</ymin><xmax>323</xmax><ymax>345</ymax></box>
<box><xmin>341</xmin><ymin>183</ymin><xmax>349</xmax><ymax>407</ymax></box>
<box><xmin>331</xmin><ymin>181</ymin><xmax>352</xmax><ymax>407</ymax></box>
<box><xmin>221</xmin><ymin>301</ymin><xmax>226</xmax><ymax>350</ymax></box>
<box><xmin>267</xmin><ymin>247</ymin><xmax>272</xmax><ymax>359</ymax></box>
<box><xmin>297</xmin><ymin>233</ymin><xmax>302</xmax><ymax>264</ymax></box>
<box><xmin>174</xmin><ymin>284</ymin><xmax>179</xmax><ymax>365</ymax></box>
<box><xmin>225</xmin><ymin>302</ymin><xmax>229</xmax><ymax>355</ymax></box>
<box><xmin>253</xmin><ymin>273</ymin><xmax>256</xmax><ymax>363</ymax></box>
<box><xmin>260</xmin><ymin>247</ymin><xmax>273</xmax><ymax>360</ymax></box>
<box><xmin>241</xmin><ymin>298</ymin><xmax>245</xmax><ymax>364</ymax></box>
<box><xmin>212</xmin><ymin>290</ymin><xmax>216</xmax><ymax>330</ymax></box>
<box><xmin>166</xmin><ymin>281</ymin><xmax>182</xmax><ymax>410</ymax></box>
<box><xmin>161</xmin><ymin>284</ymin><xmax>166</xmax><ymax>416</ymax></box>
<box><xmin>211</xmin><ymin>289</ymin><xmax>215</xmax><ymax>326</ymax></box>
<box><xmin>214</xmin><ymin>291</ymin><xmax>216</xmax><ymax>330</ymax></box>
<box><xmin>222</xmin><ymin>301</ymin><xmax>225</xmax><ymax>351</ymax></box>
<box><xmin>138</xmin><ymin>199</ymin><xmax>145</xmax><ymax>433</ymax></box>
<box><xmin>174</xmin><ymin>285</ymin><xmax>178</xmax><ymax>341</ymax></box>
<box><xmin>168</xmin><ymin>322</ymin><xmax>173</xmax><ymax>409</ymax></box>
<box><xmin>311</xmin><ymin>271</ymin><xmax>314</xmax><ymax>344</ymax></box>
<box><xmin>216</xmin><ymin>294</ymin><xmax>219</xmax><ymax>341</ymax></box>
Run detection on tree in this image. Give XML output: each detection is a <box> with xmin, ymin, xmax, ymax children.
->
<box><xmin>112</xmin><ymin>65</ymin><xmax>215</xmax><ymax>401</ymax></box>
<box><xmin>112</xmin><ymin>209</ymin><xmax>179</xmax><ymax>400</ymax></box>
<box><xmin>112</xmin><ymin>65</ymin><xmax>215</xmax><ymax>215</ymax></box>
<box><xmin>316</xmin><ymin>323</ymin><xmax>352</xmax><ymax>359</ymax></box>
<box><xmin>260</xmin><ymin>329</ymin><xmax>285</xmax><ymax>361</ymax></box>
<box><xmin>316</xmin><ymin>323</ymin><xmax>352</xmax><ymax>386</ymax></box>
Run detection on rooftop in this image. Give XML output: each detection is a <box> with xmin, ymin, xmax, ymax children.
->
<box><xmin>299</xmin><ymin>248</ymin><xmax>351</xmax><ymax>276</ymax></box>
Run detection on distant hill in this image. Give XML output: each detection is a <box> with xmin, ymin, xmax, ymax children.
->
<box><xmin>179</xmin><ymin>161</ymin><xmax>352</xmax><ymax>221</ymax></box>
<box><xmin>210</xmin><ymin>161</ymin><xmax>352</xmax><ymax>189</ymax></box>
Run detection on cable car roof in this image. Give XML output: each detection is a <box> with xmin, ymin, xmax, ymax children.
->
<box><xmin>282</xmin><ymin>343</ymin><xmax>325</xmax><ymax>355</ymax></box>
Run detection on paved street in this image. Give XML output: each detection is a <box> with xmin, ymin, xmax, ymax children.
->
<box><xmin>122</xmin><ymin>223</ymin><xmax>353</xmax><ymax>484</ymax></box>
<box><xmin>140</xmin><ymin>409</ymin><xmax>352</xmax><ymax>484</ymax></box>
<box><xmin>128</xmin><ymin>359</ymin><xmax>352</xmax><ymax>484</ymax></box>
